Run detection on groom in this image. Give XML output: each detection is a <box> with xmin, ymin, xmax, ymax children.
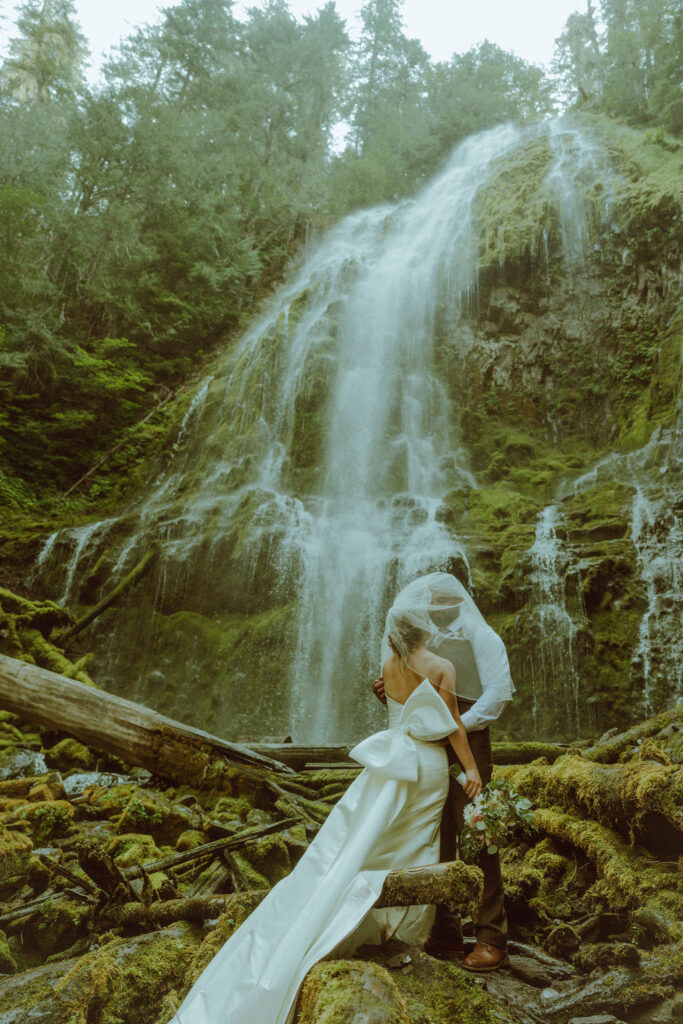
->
<box><xmin>372</xmin><ymin>583</ymin><xmax>513</xmax><ymax>972</ymax></box>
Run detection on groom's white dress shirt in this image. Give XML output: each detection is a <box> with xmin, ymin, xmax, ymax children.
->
<box><xmin>440</xmin><ymin>619</ymin><xmax>514</xmax><ymax>733</ymax></box>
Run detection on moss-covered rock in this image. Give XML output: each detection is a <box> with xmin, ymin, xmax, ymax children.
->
<box><xmin>360</xmin><ymin>945</ymin><xmax>516</xmax><ymax>1024</ymax></box>
<box><xmin>45</xmin><ymin>738</ymin><xmax>95</xmax><ymax>772</ymax></box>
<box><xmin>295</xmin><ymin>959</ymin><xmax>410</xmax><ymax>1024</ymax></box>
<box><xmin>11</xmin><ymin>800</ymin><xmax>74</xmax><ymax>845</ymax></box>
<box><xmin>21</xmin><ymin>897</ymin><xmax>90</xmax><ymax>957</ymax></box>
<box><xmin>52</xmin><ymin>922</ymin><xmax>203</xmax><ymax>1024</ymax></box>
<box><xmin>0</xmin><ymin>825</ymin><xmax>33</xmax><ymax>883</ymax></box>
<box><xmin>175</xmin><ymin>829</ymin><xmax>206</xmax><ymax>852</ymax></box>
<box><xmin>108</xmin><ymin>832</ymin><xmax>166</xmax><ymax>868</ymax></box>
<box><xmin>0</xmin><ymin>929</ymin><xmax>16</xmax><ymax>975</ymax></box>
<box><xmin>242</xmin><ymin>832</ymin><xmax>291</xmax><ymax>885</ymax></box>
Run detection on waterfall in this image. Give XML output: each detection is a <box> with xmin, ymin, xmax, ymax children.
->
<box><xmin>545</xmin><ymin>120</ymin><xmax>614</xmax><ymax>267</ymax></box>
<box><xmin>30</xmin><ymin>117</ymin><xmax>623</xmax><ymax>743</ymax></box>
<box><xmin>557</xmin><ymin>413</ymin><xmax>683</xmax><ymax>716</ymax></box>
<box><xmin>526</xmin><ymin>505</ymin><xmax>586</xmax><ymax>738</ymax></box>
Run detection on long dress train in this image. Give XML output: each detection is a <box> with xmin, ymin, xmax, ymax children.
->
<box><xmin>171</xmin><ymin>678</ymin><xmax>459</xmax><ymax>1024</ymax></box>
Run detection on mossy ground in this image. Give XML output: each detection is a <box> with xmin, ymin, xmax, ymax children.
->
<box><xmin>0</xmin><ymin>656</ymin><xmax>681</xmax><ymax>1022</ymax></box>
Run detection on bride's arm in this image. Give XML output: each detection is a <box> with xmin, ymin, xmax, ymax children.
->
<box><xmin>430</xmin><ymin>668</ymin><xmax>482</xmax><ymax>798</ymax></box>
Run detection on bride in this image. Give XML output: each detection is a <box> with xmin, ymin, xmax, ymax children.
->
<box><xmin>171</xmin><ymin>578</ymin><xmax>482</xmax><ymax>1024</ymax></box>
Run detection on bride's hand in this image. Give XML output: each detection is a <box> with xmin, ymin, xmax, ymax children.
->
<box><xmin>372</xmin><ymin>676</ymin><xmax>386</xmax><ymax>704</ymax></box>
<box><xmin>464</xmin><ymin>767</ymin><xmax>482</xmax><ymax>799</ymax></box>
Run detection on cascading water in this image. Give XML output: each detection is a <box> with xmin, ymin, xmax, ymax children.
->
<box><xmin>30</xmin><ymin>117</ymin><xmax>624</xmax><ymax>743</ymax></box>
<box><xmin>545</xmin><ymin>120</ymin><xmax>615</xmax><ymax>267</ymax></box>
<box><xmin>556</xmin><ymin>413</ymin><xmax>683</xmax><ymax>715</ymax></box>
<box><xmin>525</xmin><ymin>505</ymin><xmax>587</xmax><ymax>738</ymax></box>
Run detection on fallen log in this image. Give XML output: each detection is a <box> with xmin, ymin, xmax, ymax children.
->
<box><xmin>252</xmin><ymin>740</ymin><xmax>576</xmax><ymax>769</ymax></box>
<box><xmin>0</xmin><ymin>653</ymin><xmax>295</xmax><ymax>792</ymax></box>
<box><xmin>123</xmin><ymin>816</ymin><xmax>300</xmax><ymax>879</ymax></box>
<box><xmin>581</xmin><ymin>701</ymin><xmax>683</xmax><ymax>763</ymax></box>
<box><xmin>496</xmin><ymin>755</ymin><xmax>683</xmax><ymax>854</ymax></box>
<box><xmin>531</xmin><ymin>806</ymin><xmax>683</xmax><ymax>938</ymax></box>
<box><xmin>97</xmin><ymin>859</ymin><xmax>483</xmax><ymax>931</ymax></box>
<box><xmin>250</xmin><ymin>745</ymin><xmax>353</xmax><ymax>769</ymax></box>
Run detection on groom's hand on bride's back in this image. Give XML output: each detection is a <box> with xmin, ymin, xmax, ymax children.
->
<box><xmin>372</xmin><ymin>676</ymin><xmax>387</xmax><ymax>704</ymax></box>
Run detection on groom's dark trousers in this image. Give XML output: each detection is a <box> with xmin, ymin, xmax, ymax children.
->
<box><xmin>432</xmin><ymin>695</ymin><xmax>508</xmax><ymax>948</ymax></box>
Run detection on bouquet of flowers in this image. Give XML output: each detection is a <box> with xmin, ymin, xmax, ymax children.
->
<box><xmin>449</xmin><ymin>771</ymin><xmax>535</xmax><ymax>859</ymax></box>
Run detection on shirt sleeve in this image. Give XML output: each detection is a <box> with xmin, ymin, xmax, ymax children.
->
<box><xmin>460</xmin><ymin>630</ymin><xmax>514</xmax><ymax>732</ymax></box>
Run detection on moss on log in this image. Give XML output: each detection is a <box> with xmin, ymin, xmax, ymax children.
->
<box><xmin>0</xmin><ymin>653</ymin><xmax>294</xmax><ymax>792</ymax></box>
<box><xmin>581</xmin><ymin>702</ymin><xmax>683</xmax><ymax>763</ymax></box>
<box><xmin>531</xmin><ymin>806</ymin><xmax>683</xmax><ymax>939</ymax></box>
<box><xmin>97</xmin><ymin>860</ymin><xmax>482</xmax><ymax>931</ymax></box>
<box><xmin>497</xmin><ymin>754</ymin><xmax>683</xmax><ymax>852</ymax></box>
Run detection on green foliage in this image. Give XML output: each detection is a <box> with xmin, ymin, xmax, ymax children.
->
<box><xmin>330</xmin><ymin>37</ymin><xmax>553</xmax><ymax>213</ymax></box>
<box><xmin>456</xmin><ymin>777</ymin><xmax>536</xmax><ymax>861</ymax></box>
<box><xmin>0</xmin><ymin>0</ymin><xmax>556</xmax><ymax>503</ymax></box>
<box><xmin>552</xmin><ymin>0</ymin><xmax>683</xmax><ymax>136</ymax></box>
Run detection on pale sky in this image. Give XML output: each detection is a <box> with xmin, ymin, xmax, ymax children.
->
<box><xmin>0</xmin><ymin>0</ymin><xmax>584</xmax><ymax>81</ymax></box>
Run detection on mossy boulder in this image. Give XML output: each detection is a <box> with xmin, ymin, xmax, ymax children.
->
<box><xmin>242</xmin><ymin>833</ymin><xmax>291</xmax><ymax>885</ymax></box>
<box><xmin>175</xmin><ymin>829</ymin><xmax>206</xmax><ymax>852</ymax></box>
<box><xmin>0</xmin><ymin>825</ymin><xmax>33</xmax><ymax>883</ymax></box>
<box><xmin>51</xmin><ymin>922</ymin><xmax>203</xmax><ymax>1024</ymax></box>
<box><xmin>45</xmin><ymin>738</ymin><xmax>96</xmax><ymax>772</ymax></box>
<box><xmin>108</xmin><ymin>832</ymin><xmax>166</xmax><ymax>869</ymax></box>
<box><xmin>12</xmin><ymin>800</ymin><xmax>74</xmax><ymax>845</ymax></box>
<box><xmin>21</xmin><ymin>897</ymin><xmax>90</xmax><ymax>957</ymax></box>
<box><xmin>295</xmin><ymin>959</ymin><xmax>409</xmax><ymax>1024</ymax></box>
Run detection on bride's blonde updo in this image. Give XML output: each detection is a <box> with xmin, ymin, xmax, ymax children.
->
<box><xmin>387</xmin><ymin>617</ymin><xmax>431</xmax><ymax>676</ymax></box>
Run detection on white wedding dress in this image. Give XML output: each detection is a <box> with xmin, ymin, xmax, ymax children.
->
<box><xmin>172</xmin><ymin>678</ymin><xmax>458</xmax><ymax>1024</ymax></box>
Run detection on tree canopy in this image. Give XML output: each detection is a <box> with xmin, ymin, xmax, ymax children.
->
<box><xmin>0</xmin><ymin>0</ymin><xmax>678</xmax><ymax>508</ymax></box>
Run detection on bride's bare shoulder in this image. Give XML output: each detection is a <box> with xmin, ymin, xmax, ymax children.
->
<box><xmin>425</xmin><ymin>652</ymin><xmax>456</xmax><ymax>691</ymax></box>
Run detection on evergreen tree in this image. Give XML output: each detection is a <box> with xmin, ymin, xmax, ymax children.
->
<box><xmin>0</xmin><ymin>0</ymin><xmax>88</xmax><ymax>104</ymax></box>
<box><xmin>552</xmin><ymin>2</ymin><xmax>604</xmax><ymax>107</ymax></box>
<box><xmin>348</xmin><ymin>0</ymin><xmax>429</xmax><ymax>155</ymax></box>
<box><xmin>552</xmin><ymin>0</ymin><xmax>682</xmax><ymax>133</ymax></box>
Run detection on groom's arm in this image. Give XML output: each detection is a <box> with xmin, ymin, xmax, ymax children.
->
<box><xmin>460</xmin><ymin>631</ymin><xmax>514</xmax><ymax>732</ymax></box>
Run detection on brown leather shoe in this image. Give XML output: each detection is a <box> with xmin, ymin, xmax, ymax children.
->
<box><xmin>462</xmin><ymin>941</ymin><xmax>510</xmax><ymax>972</ymax></box>
<box><xmin>424</xmin><ymin>936</ymin><xmax>465</xmax><ymax>960</ymax></box>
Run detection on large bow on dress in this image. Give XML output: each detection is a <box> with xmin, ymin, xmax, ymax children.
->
<box><xmin>348</xmin><ymin>679</ymin><xmax>459</xmax><ymax>781</ymax></box>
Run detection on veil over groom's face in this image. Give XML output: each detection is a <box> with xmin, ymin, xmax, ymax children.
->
<box><xmin>429</xmin><ymin>589</ymin><xmax>465</xmax><ymax>629</ymax></box>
